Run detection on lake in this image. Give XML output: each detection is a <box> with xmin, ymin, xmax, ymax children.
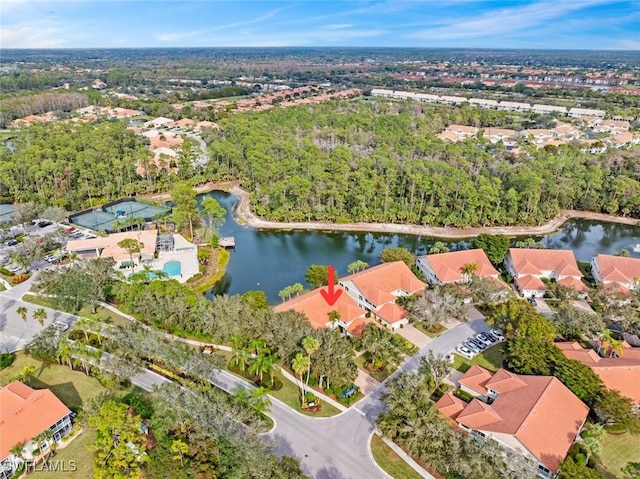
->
<box><xmin>202</xmin><ymin>191</ymin><xmax>640</xmax><ymax>304</ymax></box>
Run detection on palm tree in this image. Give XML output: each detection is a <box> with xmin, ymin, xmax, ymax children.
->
<box><xmin>9</xmin><ymin>441</ymin><xmax>26</xmax><ymax>468</ymax></box>
<box><xmin>302</xmin><ymin>336</ymin><xmax>320</xmax><ymax>393</ymax></box>
<box><xmin>460</xmin><ymin>262</ymin><xmax>478</xmax><ymax>282</ymax></box>
<box><xmin>261</xmin><ymin>354</ymin><xmax>279</xmax><ymax>387</ymax></box>
<box><xmin>250</xmin><ymin>386</ymin><xmax>271</xmax><ymax>414</ymax></box>
<box><xmin>33</xmin><ymin>308</ymin><xmax>47</xmax><ymax>328</ymax></box>
<box><xmin>248</xmin><ymin>339</ymin><xmax>268</xmax><ymax>356</ymax></box>
<box><xmin>230</xmin><ymin>335</ymin><xmax>246</xmax><ymax>350</ymax></box>
<box><xmin>16</xmin><ymin>306</ymin><xmax>28</xmax><ymax>332</ymax></box>
<box><xmin>583</xmin><ymin>434</ymin><xmax>602</xmax><ymax>466</ymax></box>
<box><xmin>230</xmin><ymin>347</ymin><xmax>250</xmax><ymax>372</ymax></box>
<box><xmin>117</xmin><ymin>238</ymin><xmax>144</xmax><ymax>274</ymax></box>
<box><xmin>292</xmin><ymin>353</ymin><xmax>310</xmax><ymax>404</ymax></box>
<box><xmin>41</xmin><ymin>430</ymin><xmax>54</xmax><ymax>457</ymax></box>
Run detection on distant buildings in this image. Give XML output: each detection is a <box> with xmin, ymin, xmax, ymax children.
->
<box><xmin>436</xmin><ymin>367</ymin><xmax>589</xmax><ymax>478</ymax></box>
<box><xmin>0</xmin><ymin>381</ymin><xmax>73</xmax><ymax>479</ymax></box>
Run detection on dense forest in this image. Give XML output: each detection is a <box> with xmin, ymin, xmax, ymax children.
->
<box><xmin>203</xmin><ymin>100</ymin><xmax>640</xmax><ymax>226</ymax></box>
<box><xmin>2</xmin><ymin>99</ymin><xmax>639</xmax><ymax>226</ymax></box>
<box><xmin>0</xmin><ymin>121</ymin><xmax>150</xmax><ymax>208</ymax></box>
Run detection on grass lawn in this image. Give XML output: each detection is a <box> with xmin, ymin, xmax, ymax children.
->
<box><xmin>266</xmin><ymin>371</ymin><xmax>341</xmax><ymax>418</ymax></box>
<box><xmin>0</xmin><ymin>282</ymin><xmax>5</xmax><ymax>292</ymax></box>
<box><xmin>598</xmin><ymin>431</ymin><xmax>640</xmax><ymax>478</ymax></box>
<box><xmin>354</xmin><ymin>353</ymin><xmax>394</xmax><ymax>382</ymax></box>
<box><xmin>22</xmin><ymin>294</ymin><xmax>128</xmax><ymax>327</ymax></box>
<box><xmin>452</xmin><ymin>345</ymin><xmax>505</xmax><ymax>373</ymax></box>
<box><xmin>413</xmin><ymin>322</ymin><xmax>446</xmax><ymax>338</ymax></box>
<box><xmin>31</xmin><ymin>428</ymin><xmax>96</xmax><ymax>478</ymax></box>
<box><xmin>0</xmin><ymin>352</ymin><xmax>107</xmax><ymax>411</ymax></box>
<box><xmin>370</xmin><ymin>434</ymin><xmax>422</xmax><ymax>479</ymax></box>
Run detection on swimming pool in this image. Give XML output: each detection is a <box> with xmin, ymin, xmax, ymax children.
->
<box><xmin>163</xmin><ymin>261</ymin><xmax>181</xmax><ymax>276</ymax></box>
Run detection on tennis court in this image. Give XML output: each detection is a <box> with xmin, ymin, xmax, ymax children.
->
<box><xmin>0</xmin><ymin>204</ymin><xmax>16</xmax><ymax>224</ymax></box>
<box><xmin>104</xmin><ymin>200</ymin><xmax>168</xmax><ymax>219</ymax></box>
<box><xmin>70</xmin><ymin>199</ymin><xmax>170</xmax><ymax>233</ymax></box>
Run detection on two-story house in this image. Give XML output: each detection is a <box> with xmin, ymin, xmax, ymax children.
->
<box><xmin>339</xmin><ymin>261</ymin><xmax>427</xmax><ymax>330</ymax></box>
<box><xmin>0</xmin><ymin>382</ymin><xmax>73</xmax><ymax>479</ymax></box>
<box><xmin>415</xmin><ymin>249</ymin><xmax>499</xmax><ymax>285</ymax></box>
<box><xmin>591</xmin><ymin>254</ymin><xmax>640</xmax><ymax>295</ymax></box>
<box><xmin>436</xmin><ymin>367</ymin><xmax>589</xmax><ymax>478</ymax></box>
<box><xmin>504</xmin><ymin>249</ymin><xmax>588</xmax><ymax>298</ymax></box>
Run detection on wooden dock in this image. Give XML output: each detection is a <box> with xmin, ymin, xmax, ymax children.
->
<box><xmin>219</xmin><ymin>237</ymin><xmax>235</xmax><ymax>248</ymax></box>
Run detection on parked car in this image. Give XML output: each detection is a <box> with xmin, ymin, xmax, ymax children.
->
<box><xmin>52</xmin><ymin>321</ymin><xmax>69</xmax><ymax>332</ymax></box>
<box><xmin>37</xmin><ymin>221</ymin><xmax>53</xmax><ymax>228</ymax></box>
<box><xmin>468</xmin><ymin>337</ymin><xmax>487</xmax><ymax>350</ymax></box>
<box><xmin>65</xmin><ymin>227</ymin><xmax>76</xmax><ymax>234</ymax></box>
<box><xmin>7</xmin><ymin>264</ymin><xmax>21</xmax><ymax>273</ymax></box>
<box><xmin>475</xmin><ymin>333</ymin><xmax>494</xmax><ymax>347</ymax></box>
<box><xmin>5</xmin><ymin>239</ymin><xmax>18</xmax><ymax>246</ymax></box>
<box><xmin>464</xmin><ymin>340</ymin><xmax>481</xmax><ymax>353</ymax></box>
<box><xmin>485</xmin><ymin>331</ymin><xmax>501</xmax><ymax>342</ymax></box>
<box><xmin>491</xmin><ymin>329</ymin><xmax>506</xmax><ymax>341</ymax></box>
<box><xmin>456</xmin><ymin>345</ymin><xmax>475</xmax><ymax>359</ymax></box>
<box><xmin>529</xmin><ymin>297</ymin><xmax>538</xmax><ymax>306</ymax></box>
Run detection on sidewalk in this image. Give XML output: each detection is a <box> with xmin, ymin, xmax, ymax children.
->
<box><xmin>376</xmin><ymin>431</ymin><xmax>435</xmax><ymax>479</ymax></box>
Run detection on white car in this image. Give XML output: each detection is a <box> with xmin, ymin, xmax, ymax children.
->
<box><xmin>491</xmin><ymin>329</ymin><xmax>505</xmax><ymax>341</ymax></box>
<box><xmin>475</xmin><ymin>333</ymin><xmax>493</xmax><ymax>347</ymax></box>
<box><xmin>7</xmin><ymin>264</ymin><xmax>21</xmax><ymax>273</ymax></box>
<box><xmin>456</xmin><ymin>345</ymin><xmax>475</xmax><ymax>359</ymax></box>
<box><xmin>52</xmin><ymin>321</ymin><xmax>69</xmax><ymax>332</ymax></box>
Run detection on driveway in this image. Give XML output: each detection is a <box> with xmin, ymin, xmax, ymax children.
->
<box><xmin>396</xmin><ymin>323</ymin><xmax>430</xmax><ymax>348</ymax></box>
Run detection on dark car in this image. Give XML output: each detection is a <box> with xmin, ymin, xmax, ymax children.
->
<box><xmin>529</xmin><ymin>297</ymin><xmax>538</xmax><ymax>306</ymax></box>
<box><xmin>37</xmin><ymin>221</ymin><xmax>53</xmax><ymax>228</ymax></box>
<box><xmin>5</xmin><ymin>239</ymin><xmax>18</xmax><ymax>246</ymax></box>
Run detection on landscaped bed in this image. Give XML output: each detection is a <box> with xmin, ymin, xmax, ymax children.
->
<box><xmin>264</xmin><ymin>370</ymin><xmax>342</xmax><ymax>418</ymax></box>
<box><xmin>354</xmin><ymin>353</ymin><xmax>395</xmax><ymax>382</ymax></box>
<box><xmin>413</xmin><ymin>322</ymin><xmax>446</xmax><ymax>338</ymax></box>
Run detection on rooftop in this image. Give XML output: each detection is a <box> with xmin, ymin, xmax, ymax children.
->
<box><xmin>419</xmin><ymin>249</ymin><xmax>499</xmax><ymax>283</ymax></box>
<box><xmin>67</xmin><ymin>229</ymin><xmax>158</xmax><ymax>261</ymax></box>
<box><xmin>509</xmin><ymin>249</ymin><xmax>582</xmax><ymax>278</ymax></box>
<box><xmin>0</xmin><ymin>381</ymin><xmax>71</xmax><ymax>460</ymax></box>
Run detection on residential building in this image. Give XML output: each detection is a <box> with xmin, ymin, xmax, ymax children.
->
<box><xmin>504</xmin><ymin>249</ymin><xmax>588</xmax><ymax>298</ymax></box>
<box><xmin>593</xmin><ymin>119</ymin><xmax>630</xmax><ymax>135</ymax></box>
<box><xmin>469</xmin><ymin>98</ymin><xmax>499</xmax><ymax>109</ymax></box>
<box><xmin>0</xmin><ymin>381</ymin><xmax>73</xmax><ymax>479</ymax></box>
<box><xmin>532</xmin><ymin>104</ymin><xmax>568</xmax><ymax>115</ymax></box>
<box><xmin>171</xmin><ymin>118</ymin><xmax>196</xmax><ymax>129</ymax></box>
<box><xmin>339</xmin><ymin>262</ymin><xmax>427</xmax><ymax>330</ymax></box>
<box><xmin>568</xmin><ymin>107</ymin><xmax>606</xmax><ymax>119</ymax></box>
<box><xmin>144</xmin><ymin>117</ymin><xmax>174</xmax><ymax>128</ymax></box>
<box><xmin>557</xmin><ymin>341</ymin><xmax>640</xmax><ymax>406</ymax></box>
<box><xmin>521</xmin><ymin>129</ymin><xmax>555</xmax><ymax>146</ymax></box>
<box><xmin>438</xmin><ymin>124</ymin><xmax>479</xmax><ymax>143</ymax></box>
<box><xmin>273</xmin><ymin>287</ymin><xmax>371</xmax><ymax>336</ymax></box>
<box><xmin>497</xmin><ymin>101</ymin><xmax>531</xmax><ymax>112</ymax></box>
<box><xmin>66</xmin><ymin>230</ymin><xmax>198</xmax><ymax>283</ymax></box>
<box><xmin>483</xmin><ymin>128</ymin><xmax>517</xmax><ymax>145</ymax></box>
<box><xmin>591</xmin><ymin>254</ymin><xmax>640</xmax><ymax>293</ymax></box>
<box><xmin>415</xmin><ymin>249</ymin><xmax>499</xmax><ymax>285</ymax></box>
<box><xmin>436</xmin><ymin>367</ymin><xmax>589</xmax><ymax>478</ymax></box>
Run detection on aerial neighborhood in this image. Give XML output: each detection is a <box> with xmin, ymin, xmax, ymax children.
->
<box><xmin>1</xmin><ymin>29</ymin><xmax>639</xmax><ymax>479</ymax></box>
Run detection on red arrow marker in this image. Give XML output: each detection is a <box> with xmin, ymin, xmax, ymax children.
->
<box><xmin>320</xmin><ymin>265</ymin><xmax>342</xmax><ymax>306</ymax></box>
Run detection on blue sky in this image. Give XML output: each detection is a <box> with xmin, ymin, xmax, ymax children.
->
<box><xmin>1</xmin><ymin>0</ymin><xmax>639</xmax><ymax>50</ymax></box>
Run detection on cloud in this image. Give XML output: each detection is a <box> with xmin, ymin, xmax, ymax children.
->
<box><xmin>155</xmin><ymin>4</ymin><xmax>294</xmax><ymax>43</ymax></box>
<box><xmin>407</xmin><ymin>0</ymin><xmax>618</xmax><ymax>40</ymax></box>
<box><xmin>1</xmin><ymin>19</ymin><xmax>67</xmax><ymax>48</ymax></box>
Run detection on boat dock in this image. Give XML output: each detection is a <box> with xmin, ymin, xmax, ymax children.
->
<box><xmin>219</xmin><ymin>237</ymin><xmax>236</xmax><ymax>248</ymax></box>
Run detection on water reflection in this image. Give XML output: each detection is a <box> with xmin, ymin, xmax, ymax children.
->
<box><xmin>202</xmin><ymin>191</ymin><xmax>640</xmax><ymax>304</ymax></box>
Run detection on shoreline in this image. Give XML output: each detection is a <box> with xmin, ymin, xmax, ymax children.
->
<box><xmin>227</xmin><ymin>185</ymin><xmax>639</xmax><ymax>239</ymax></box>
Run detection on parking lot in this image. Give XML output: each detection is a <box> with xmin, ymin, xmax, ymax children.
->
<box><xmin>455</xmin><ymin>328</ymin><xmax>505</xmax><ymax>359</ymax></box>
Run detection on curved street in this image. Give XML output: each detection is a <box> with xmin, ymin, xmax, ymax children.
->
<box><xmin>0</xmin><ymin>274</ymin><xmax>490</xmax><ymax>479</ymax></box>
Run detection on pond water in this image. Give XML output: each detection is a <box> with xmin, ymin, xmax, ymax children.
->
<box><xmin>202</xmin><ymin>191</ymin><xmax>640</xmax><ymax>304</ymax></box>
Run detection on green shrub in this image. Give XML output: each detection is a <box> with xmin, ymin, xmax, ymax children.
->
<box><xmin>453</xmin><ymin>388</ymin><xmax>475</xmax><ymax>403</ymax></box>
<box><xmin>304</xmin><ymin>391</ymin><xmax>316</xmax><ymax>403</ymax></box>
<box><xmin>0</xmin><ymin>353</ymin><xmax>16</xmax><ymax>369</ymax></box>
<box><xmin>0</xmin><ymin>267</ymin><xmax>13</xmax><ymax>276</ymax></box>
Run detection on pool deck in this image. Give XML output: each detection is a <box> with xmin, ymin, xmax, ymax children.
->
<box><xmin>149</xmin><ymin>248</ymin><xmax>199</xmax><ymax>283</ymax></box>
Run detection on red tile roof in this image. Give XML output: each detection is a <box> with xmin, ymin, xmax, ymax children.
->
<box><xmin>341</xmin><ymin>261</ymin><xmax>427</xmax><ymax>307</ymax></box>
<box><xmin>595</xmin><ymin>255</ymin><xmax>640</xmax><ymax>284</ymax></box>
<box><xmin>419</xmin><ymin>249</ymin><xmax>499</xmax><ymax>283</ymax></box>
<box><xmin>0</xmin><ymin>382</ymin><xmax>71</xmax><ymax>460</ymax></box>
<box><xmin>557</xmin><ymin>342</ymin><xmax>640</xmax><ymax>405</ymax></box>
<box><xmin>557</xmin><ymin>276</ymin><xmax>589</xmax><ymax>292</ymax></box>
<box><xmin>274</xmin><ymin>287</ymin><xmax>366</xmax><ymax>330</ymax></box>
<box><xmin>376</xmin><ymin>302</ymin><xmax>408</xmax><ymax>324</ymax></box>
<box><xmin>434</xmin><ymin>392</ymin><xmax>467</xmax><ymax>421</ymax></box>
<box><xmin>458</xmin><ymin>365</ymin><xmax>494</xmax><ymax>395</ymax></box>
<box><xmin>515</xmin><ymin>274</ymin><xmax>547</xmax><ymax>292</ymax></box>
<box><xmin>346</xmin><ymin>317</ymin><xmax>374</xmax><ymax>337</ymax></box>
<box><xmin>509</xmin><ymin>249</ymin><xmax>582</xmax><ymax>278</ymax></box>
<box><xmin>455</xmin><ymin>369</ymin><xmax>588</xmax><ymax>473</ymax></box>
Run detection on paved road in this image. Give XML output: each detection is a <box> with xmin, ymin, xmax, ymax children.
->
<box><xmin>0</xmin><ymin>272</ymin><xmax>79</xmax><ymax>353</ymax></box>
<box><xmin>129</xmin><ymin>316</ymin><xmax>491</xmax><ymax>479</ymax></box>
<box><xmin>1</xmin><ymin>273</ymin><xmax>490</xmax><ymax>478</ymax></box>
